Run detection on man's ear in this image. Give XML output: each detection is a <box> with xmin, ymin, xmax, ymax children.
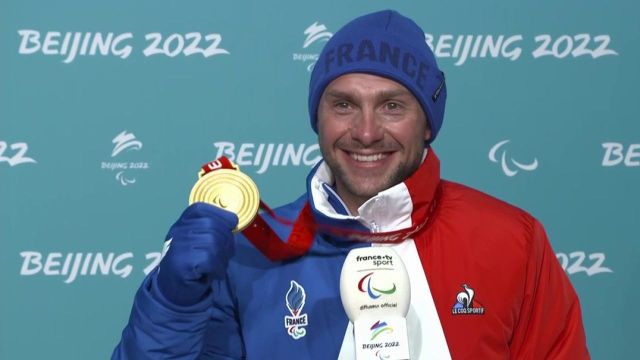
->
<box><xmin>424</xmin><ymin>124</ymin><xmax>432</xmax><ymax>142</ymax></box>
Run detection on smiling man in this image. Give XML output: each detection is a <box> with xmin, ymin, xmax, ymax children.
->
<box><xmin>317</xmin><ymin>73</ymin><xmax>430</xmax><ymax>215</ymax></box>
<box><xmin>114</xmin><ymin>10</ymin><xmax>590</xmax><ymax>359</ymax></box>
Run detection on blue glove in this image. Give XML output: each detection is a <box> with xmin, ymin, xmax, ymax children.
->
<box><xmin>156</xmin><ymin>202</ymin><xmax>238</xmax><ymax>306</ymax></box>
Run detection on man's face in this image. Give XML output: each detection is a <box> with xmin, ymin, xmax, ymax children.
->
<box><xmin>317</xmin><ymin>73</ymin><xmax>431</xmax><ymax>211</ymax></box>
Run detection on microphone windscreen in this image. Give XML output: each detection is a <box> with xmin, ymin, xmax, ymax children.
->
<box><xmin>339</xmin><ymin>246</ymin><xmax>411</xmax><ymax>321</ymax></box>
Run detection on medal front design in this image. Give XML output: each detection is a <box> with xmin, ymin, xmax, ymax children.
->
<box><xmin>188</xmin><ymin>157</ymin><xmax>260</xmax><ymax>232</ymax></box>
<box><xmin>284</xmin><ymin>280</ymin><xmax>308</xmax><ymax>339</ymax></box>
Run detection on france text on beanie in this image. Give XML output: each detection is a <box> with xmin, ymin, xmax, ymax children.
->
<box><xmin>308</xmin><ymin>9</ymin><xmax>446</xmax><ymax>144</ymax></box>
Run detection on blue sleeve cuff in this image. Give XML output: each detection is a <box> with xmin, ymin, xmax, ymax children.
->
<box><xmin>113</xmin><ymin>270</ymin><xmax>214</xmax><ymax>359</ymax></box>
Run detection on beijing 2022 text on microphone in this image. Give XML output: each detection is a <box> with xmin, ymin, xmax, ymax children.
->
<box><xmin>340</xmin><ymin>247</ymin><xmax>411</xmax><ymax>360</ymax></box>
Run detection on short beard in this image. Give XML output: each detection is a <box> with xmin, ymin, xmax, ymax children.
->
<box><xmin>323</xmin><ymin>150</ymin><xmax>423</xmax><ymax>204</ymax></box>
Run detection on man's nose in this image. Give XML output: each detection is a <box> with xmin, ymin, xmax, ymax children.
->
<box><xmin>350</xmin><ymin>107</ymin><xmax>384</xmax><ymax>145</ymax></box>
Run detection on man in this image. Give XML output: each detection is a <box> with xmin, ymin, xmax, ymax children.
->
<box><xmin>113</xmin><ymin>10</ymin><xmax>589</xmax><ymax>359</ymax></box>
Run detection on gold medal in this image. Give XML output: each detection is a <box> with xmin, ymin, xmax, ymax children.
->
<box><xmin>189</xmin><ymin>160</ymin><xmax>260</xmax><ymax>232</ymax></box>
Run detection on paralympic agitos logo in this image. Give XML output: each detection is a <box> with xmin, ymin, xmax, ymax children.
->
<box><xmin>358</xmin><ymin>272</ymin><xmax>397</xmax><ymax>300</ymax></box>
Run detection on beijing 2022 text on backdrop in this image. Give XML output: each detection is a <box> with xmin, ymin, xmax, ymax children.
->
<box><xmin>1</xmin><ymin>1</ymin><xmax>637</xmax><ymax>358</ymax></box>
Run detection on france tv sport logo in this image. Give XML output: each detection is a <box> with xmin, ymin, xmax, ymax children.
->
<box><xmin>358</xmin><ymin>272</ymin><xmax>396</xmax><ymax>300</ymax></box>
<box><xmin>284</xmin><ymin>280</ymin><xmax>308</xmax><ymax>339</ymax></box>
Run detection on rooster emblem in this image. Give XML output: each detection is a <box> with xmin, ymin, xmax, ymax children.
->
<box><xmin>454</xmin><ymin>284</ymin><xmax>475</xmax><ymax>309</ymax></box>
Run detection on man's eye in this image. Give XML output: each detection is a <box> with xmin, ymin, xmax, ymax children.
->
<box><xmin>385</xmin><ymin>102</ymin><xmax>401</xmax><ymax>111</ymax></box>
<box><xmin>335</xmin><ymin>102</ymin><xmax>351</xmax><ymax>109</ymax></box>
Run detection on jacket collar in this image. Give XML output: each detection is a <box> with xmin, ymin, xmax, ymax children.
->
<box><xmin>306</xmin><ymin>148</ymin><xmax>441</xmax><ymax>240</ymax></box>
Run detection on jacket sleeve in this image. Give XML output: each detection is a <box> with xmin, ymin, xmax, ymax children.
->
<box><xmin>111</xmin><ymin>269</ymin><xmax>244</xmax><ymax>359</ymax></box>
<box><xmin>509</xmin><ymin>219</ymin><xmax>590</xmax><ymax>359</ymax></box>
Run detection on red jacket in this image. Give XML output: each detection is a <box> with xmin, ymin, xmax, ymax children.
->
<box><xmin>419</xmin><ymin>179</ymin><xmax>589</xmax><ymax>358</ymax></box>
<box><xmin>308</xmin><ymin>149</ymin><xmax>590</xmax><ymax>358</ymax></box>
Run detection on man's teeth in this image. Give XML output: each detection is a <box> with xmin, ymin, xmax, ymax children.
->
<box><xmin>350</xmin><ymin>153</ymin><xmax>387</xmax><ymax>162</ymax></box>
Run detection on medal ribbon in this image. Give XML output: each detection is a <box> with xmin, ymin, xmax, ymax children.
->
<box><xmin>197</xmin><ymin>156</ymin><xmax>441</xmax><ymax>262</ymax></box>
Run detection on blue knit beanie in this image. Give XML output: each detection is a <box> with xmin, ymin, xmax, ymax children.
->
<box><xmin>308</xmin><ymin>10</ymin><xmax>446</xmax><ymax>144</ymax></box>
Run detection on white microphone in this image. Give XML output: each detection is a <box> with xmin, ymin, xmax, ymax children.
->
<box><xmin>340</xmin><ymin>247</ymin><xmax>411</xmax><ymax>360</ymax></box>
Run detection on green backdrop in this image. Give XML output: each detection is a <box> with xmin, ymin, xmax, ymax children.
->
<box><xmin>2</xmin><ymin>1</ymin><xmax>637</xmax><ymax>358</ymax></box>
